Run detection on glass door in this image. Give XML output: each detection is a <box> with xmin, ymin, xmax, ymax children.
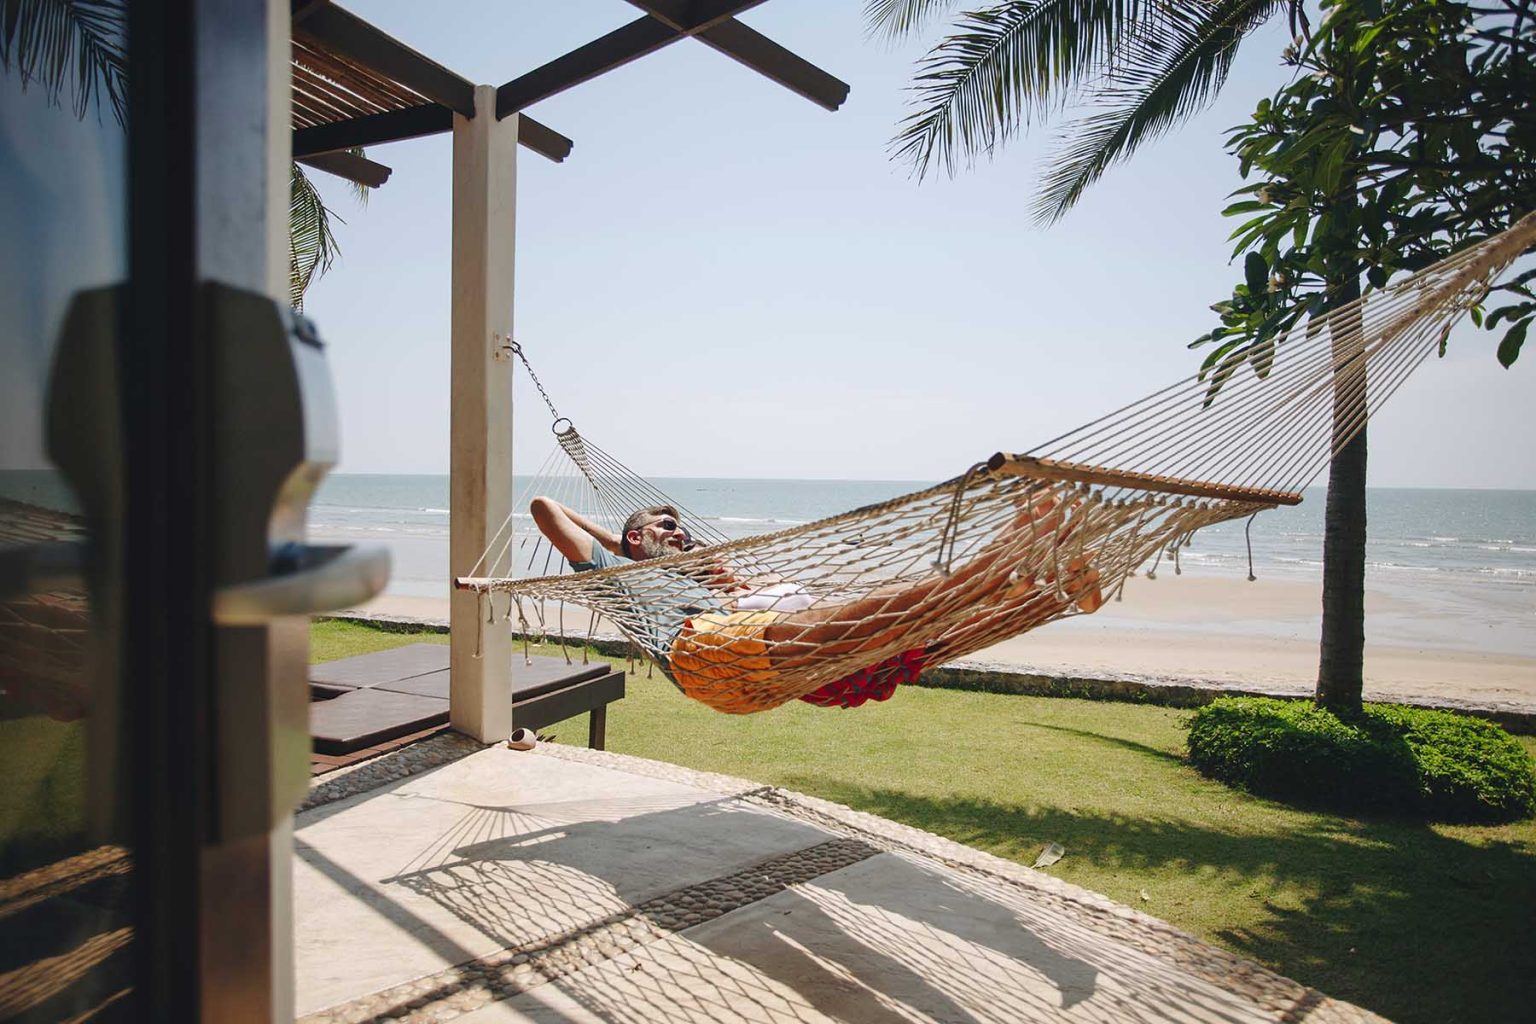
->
<box><xmin>0</xmin><ymin>3</ymin><xmax>354</xmax><ymax>1019</ymax></box>
<box><xmin>0</xmin><ymin>2</ymin><xmax>136</xmax><ymax>1018</ymax></box>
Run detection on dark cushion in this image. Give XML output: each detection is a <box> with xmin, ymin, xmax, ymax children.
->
<box><xmin>310</xmin><ymin>643</ymin><xmax>449</xmax><ymax>687</ymax></box>
<box><xmin>309</xmin><ymin>688</ymin><xmax>449</xmax><ymax>755</ymax></box>
<box><xmin>375</xmin><ymin>655</ymin><xmax>609</xmax><ymax>701</ymax></box>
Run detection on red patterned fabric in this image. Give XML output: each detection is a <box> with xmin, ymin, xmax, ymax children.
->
<box><xmin>797</xmin><ymin>649</ymin><xmax>927</xmax><ymax>709</ymax></box>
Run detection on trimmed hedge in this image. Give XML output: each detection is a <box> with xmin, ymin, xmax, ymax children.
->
<box><xmin>1187</xmin><ymin>697</ymin><xmax>1536</xmax><ymax>822</ymax></box>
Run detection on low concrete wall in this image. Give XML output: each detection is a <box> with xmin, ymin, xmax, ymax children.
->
<box><xmin>317</xmin><ymin>613</ymin><xmax>1536</xmax><ymax>735</ymax></box>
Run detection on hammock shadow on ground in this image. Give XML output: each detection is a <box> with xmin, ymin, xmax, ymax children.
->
<box><xmin>777</xmin><ymin>777</ymin><xmax>1536</xmax><ymax>1024</ymax></box>
<box><xmin>344</xmin><ymin>793</ymin><xmax>1214</xmax><ymax>1023</ymax></box>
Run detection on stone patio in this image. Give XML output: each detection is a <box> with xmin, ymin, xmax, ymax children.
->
<box><xmin>293</xmin><ymin>738</ymin><xmax>1386</xmax><ymax>1024</ymax></box>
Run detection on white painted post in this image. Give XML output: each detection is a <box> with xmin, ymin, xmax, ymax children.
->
<box><xmin>449</xmin><ymin>86</ymin><xmax>516</xmax><ymax>742</ymax></box>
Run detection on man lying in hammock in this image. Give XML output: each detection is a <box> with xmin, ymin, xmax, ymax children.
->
<box><xmin>529</xmin><ymin>494</ymin><xmax>1102</xmax><ymax>714</ymax></box>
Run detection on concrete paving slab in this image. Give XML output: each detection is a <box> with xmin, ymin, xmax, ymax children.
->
<box><xmin>455</xmin><ymin>852</ymin><xmax>1369</xmax><ymax>1024</ymax></box>
<box><xmin>293</xmin><ymin>747</ymin><xmax>831</xmax><ymax>1016</ymax></box>
<box><xmin>295</xmin><ymin>743</ymin><xmax>1383</xmax><ymax>1024</ymax></box>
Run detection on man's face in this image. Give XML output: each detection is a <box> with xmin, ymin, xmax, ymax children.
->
<box><xmin>632</xmin><ymin>514</ymin><xmax>686</xmax><ymax>560</ymax></box>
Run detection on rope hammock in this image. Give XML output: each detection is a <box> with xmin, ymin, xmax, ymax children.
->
<box><xmin>0</xmin><ymin>497</ymin><xmax>91</xmax><ymax>720</ymax></box>
<box><xmin>458</xmin><ymin>213</ymin><xmax>1536</xmax><ymax>715</ymax></box>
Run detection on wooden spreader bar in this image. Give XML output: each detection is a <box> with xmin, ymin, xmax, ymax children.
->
<box><xmin>987</xmin><ymin>453</ymin><xmax>1303</xmax><ymax>507</ymax></box>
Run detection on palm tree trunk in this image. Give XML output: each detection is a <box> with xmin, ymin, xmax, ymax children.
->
<box><xmin>1316</xmin><ymin>273</ymin><xmax>1367</xmax><ymax>713</ymax></box>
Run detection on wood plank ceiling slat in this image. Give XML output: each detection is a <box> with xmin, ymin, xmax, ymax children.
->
<box><xmin>295</xmin><ymin>40</ymin><xmax>425</xmax><ymax>108</ymax></box>
<box><xmin>293</xmin><ymin>70</ymin><xmax>385</xmax><ymax>124</ymax></box>
<box><xmin>291</xmin><ymin>32</ymin><xmax>434</xmax><ymax>132</ymax></box>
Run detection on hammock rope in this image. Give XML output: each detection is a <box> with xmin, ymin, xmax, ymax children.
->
<box><xmin>458</xmin><ymin>213</ymin><xmax>1536</xmax><ymax>714</ymax></box>
<box><xmin>0</xmin><ymin>498</ymin><xmax>92</xmax><ymax>720</ymax></box>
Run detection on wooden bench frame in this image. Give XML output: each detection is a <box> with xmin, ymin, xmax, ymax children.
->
<box><xmin>511</xmin><ymin>668</ymin><xmax>624</xmax><ymax>749</ymax></box>
<box><xmin>310</xmin><ymin>647</ymin><xmax>625</xmax><ymax>755</ymax></box>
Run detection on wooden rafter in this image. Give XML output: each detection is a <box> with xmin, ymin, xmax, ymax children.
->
<box><xmin>297</xmin><ymin>151</ymin><xmax>392</xmax><ymax>188</ymax></box>
<box><xmin>289</xmin><ymin>0</ymin><xmax>843</xmax><ymax>169</ymax></box>
<box><xmin>624</xmin><ymin>1</ymin><xmax>849</xmax><ymax>111</ymax></box>
<box><xmin>497</xmin><ymin>0</ymin><xmax>847</xmax><ymax>117</ymax></box>
<box><xmin>296</xmin><ymin>1</ymin><xmax>474</xmax><ymax>116</ymax></box>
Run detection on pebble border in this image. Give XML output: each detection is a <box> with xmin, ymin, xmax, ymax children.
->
<box><xmin>296</xmin><ymin>838</ymin><xmax>879</xmax><ymax>1024</ymax></box>
<box><xmin>299</xmin><ymin>732</ymin><xmax>485</xmax><ymax>813</ymax></box>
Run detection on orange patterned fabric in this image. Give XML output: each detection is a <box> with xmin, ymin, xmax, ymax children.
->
<box><xmin>669</xmin><ymin>610</ymin><xmax>789</xmax><ymax>714</ymax></box>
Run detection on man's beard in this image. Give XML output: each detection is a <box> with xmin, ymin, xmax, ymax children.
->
<box><xmin>637</xmin><ymin>534</ymin><xmax>682</xmax><ymax>560</ymax></box>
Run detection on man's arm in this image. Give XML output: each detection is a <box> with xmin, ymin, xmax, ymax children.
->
<box><xmin>529</xmin><ymin>497</ymin><xmax>623</xmax><ymax>563</ymax></box>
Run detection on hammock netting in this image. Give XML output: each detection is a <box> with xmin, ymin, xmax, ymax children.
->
<box><xmin>458</xmin><ymin>213</ymin><xmax>1536</xmax><ymax>714</ymax></box>
<box><xmin>0</xmin><ymin>497</ymin><xmax>91</xmax><ymax>720</ymax></box>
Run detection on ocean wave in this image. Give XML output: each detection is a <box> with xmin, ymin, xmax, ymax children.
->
<box><xmin>1468</xmin><ymin>566</ymin><xmax>1536</xmax><ymax>580</ymax></box>
<box><xmin>1401</xmin><ymin>535</ymin><xmax>1532</xmax><ymax>548</ymax></box>
<box><xmin>712</xmin><ymin>515</ymin><xmax>807</xmax><ymax>526</ymax></box>
<box><xmin>1360</xmin><ymin>560</ymin><xmax>1536</xmax><ymax>581</ymax></box>
<box><xmin>1411</xmin><ymin>535</ymin><xmax>1533</xmax><ymax>547</ymax></box>
<box><xmin>1172</xmin><ymin>551</ymin><xmax>1240</xmax><ymax>566</ymax></box>
<box><xmin>309</xmin><ymin>524</ymin><xmax>397</xmax><ymax>534</ymax></box>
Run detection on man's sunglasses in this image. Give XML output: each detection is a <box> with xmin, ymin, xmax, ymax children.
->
<box><xmin>648</xmin><ymin>517</ymin><xmax>679</xmax><ymax>532</ymax></box>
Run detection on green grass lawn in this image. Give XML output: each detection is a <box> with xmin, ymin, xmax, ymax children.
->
<box><xmin>315</xmin><ymin>619</ymin><xmax>1536</xmax><ymax>1024</ymax></box>
<box><xmin>0</xmin><ymin>714</ymin><xmax>87</xmax><ymax>877</ymax></box>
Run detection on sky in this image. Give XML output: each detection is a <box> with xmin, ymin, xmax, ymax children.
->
<box><xmin>302</xmin><ymin>0</ymin><xmax>1535</xmax><ymax>488</ymax></box>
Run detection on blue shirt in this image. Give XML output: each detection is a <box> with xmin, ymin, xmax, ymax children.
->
<box><xmin>570</xmin><ymin>542</ymin><xmax>720</xmax><ymax>655</ymax></box>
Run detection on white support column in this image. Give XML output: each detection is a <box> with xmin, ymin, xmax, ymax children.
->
<box><xmin>449</xmin><ymin>86</ymin><xmax>516</xmax><ymax>742</ymax></box>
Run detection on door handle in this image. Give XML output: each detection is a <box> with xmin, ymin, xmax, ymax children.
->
<box><xmin>212</xmin><ymin>543</ymin><xmax>390</xmax><ymax>625</ymax></box>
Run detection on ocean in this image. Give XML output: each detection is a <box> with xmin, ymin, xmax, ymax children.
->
<box><xmin>6</xmin><ymin>466</ymin><xmax>1527</xmax><ymax>654</ymax></box>
<box><xmin>309</xmin><ymin>474</ymin><xmax>1536</xmax><ymax>656</ymax></box>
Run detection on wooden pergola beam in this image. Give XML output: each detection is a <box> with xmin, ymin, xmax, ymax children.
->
<box><xmin>297</xmin><ymin>150</ymin><xmax>393</xmax><ymax>188</ymax></box>
<box><xmin>290</xmin><ymin>0</ymin><xmax>838</xmax><ymax>162</ymax></box>
<box><xmin>516</xmin><ymin>117</ymin><xmax>575</xmax><ymax>163</ymax></box>
<box><xmin>690</xmin><ymin>17</ymin><xmax>850</xmax><ymax>111</ymax></box>
<box><xmin>297</xmin><ymin>0</ymin><xmax>476</xmax><ymax>116</ymax></box>
<box><xmin>624</xmin><ymin>0</ymin><xmax>848</xmax><ymax>111</ymax></box>
<box><xmin>496</xmin><ymin>0</ymin><xmax>848</xmax><ymax>118</ymax></box>
<box><xmin>294</xmin><ymin>104</ymin><xmax>452</xmax><ymax>157</ymax></box>
<box><xmin>294</xmin><ymin>104</ymin><xmax>573</xmax><ymax>164</ymax></box>
<box><xmin>496</xmin><ymin>16</ymin><xmax>683</xmax><ymax>117</ymax></box>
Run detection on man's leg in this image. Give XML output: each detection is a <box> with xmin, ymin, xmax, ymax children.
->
<box><xmin>762</xmin><ymin>488</ymin><xmax>1085</xmax><ymax>664</ymax></box>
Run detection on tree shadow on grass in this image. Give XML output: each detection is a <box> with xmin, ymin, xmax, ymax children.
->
<box><xmin>779</xmin><ymin>777</ymin><xmax>1535</xmax><ymax>1024</ymax></box>
<box><xmin>1019</xmin><ymin>721</ymin><xmax>1186</xmax><ymax>766</ymax></box>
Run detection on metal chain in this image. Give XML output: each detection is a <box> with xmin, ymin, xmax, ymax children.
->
<box><xmin>509</xmin><ymin>341</ymin><xmax>561</xmax><ymax>423</ymax></box>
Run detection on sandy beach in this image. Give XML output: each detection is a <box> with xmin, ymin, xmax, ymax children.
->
<box><xmin>337</xmin><ymin>570</ymin><xmax>1536</xmax><ymax>711</ymax></box>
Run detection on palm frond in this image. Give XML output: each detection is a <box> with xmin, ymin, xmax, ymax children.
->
<box><xmin>890</xmin><ymin>0</ymin><xmax>1143</xmax><ymax>180</ymax></box>
<box><xmin>345</xmin><ymin>146</ymin><xmax>371</xmax><ymax>207</ymax></box>
<box><xmin>864</xmin><ymin>0</ymin><xmax>964</xmax><ymax>43</ymax></box>
<box><xmin>289</xmin><ymin>162</ymin><xmax>343</xmax><ymax>311</ymax></box>
<box><xmin>1032</xmin><ymin>0</ymin><xmax>1284</xmax><ymax>224</ymax></box>
<box><xmin>0</xmin><ymin>0</ymin><xmax>126</xmax><ymax>127</ymax></box>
